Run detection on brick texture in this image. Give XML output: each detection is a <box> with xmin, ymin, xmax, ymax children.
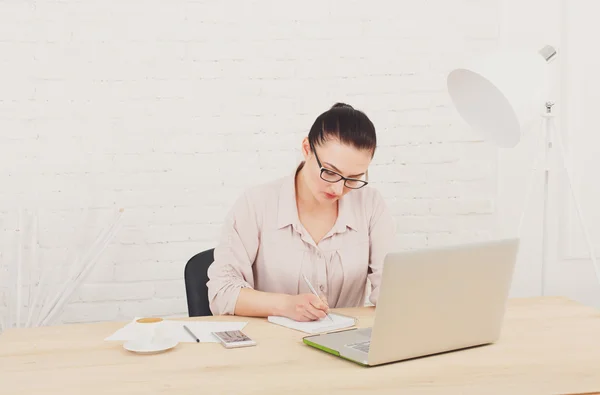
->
<box><xmin>0</xmin><ymin>0</ymin><xmax>500</xmax><ymax>324</ymax></box>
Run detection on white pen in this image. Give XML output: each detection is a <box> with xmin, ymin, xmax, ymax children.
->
<box><xmin>302</xmin><ymin>273</ymin><xmax>334</xmax><ymax>322</ymax></box>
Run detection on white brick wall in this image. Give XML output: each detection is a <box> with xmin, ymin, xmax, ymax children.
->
<box><xmin>0</xmin><ymin>0</ymin><xmax>501</xmax><ymax>325</ymax></box>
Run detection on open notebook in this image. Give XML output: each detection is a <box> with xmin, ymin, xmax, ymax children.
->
<box><xmin>268</xmin><ymin>313</ymin><xmax>356</xmax><ymax>334</ymax></box>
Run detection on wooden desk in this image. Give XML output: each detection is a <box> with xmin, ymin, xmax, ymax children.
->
<box><xmin>1</xmin><ymin>296</ymin><xmax>600</xmax><ymax>394</ymax></box>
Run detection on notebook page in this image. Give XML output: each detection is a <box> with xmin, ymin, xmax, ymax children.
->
<box><xmin>104</xmin><ymin>319</ymin><xmax>248</xmax><ymax>343</ymax></box>
<box><xmin>267</xmin><ymin>313</ymin><xmax>355</xmax><ymax>334</ymax></box>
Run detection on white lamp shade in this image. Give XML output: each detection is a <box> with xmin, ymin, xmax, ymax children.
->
<box><xmin>447</xmin><ymin>49</ymin><xmax>550</xmax><ymax>148</ymax></box>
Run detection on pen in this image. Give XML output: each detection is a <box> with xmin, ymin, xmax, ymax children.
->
<box><xmin>302</xmin><ymin>273</ymin><xmax>334</xmax><ymax>322</ymax></box>
<box><xmin>183</xmin><ymin>324</ymin><xmax>199</xmax><ymax>342</ymax></box>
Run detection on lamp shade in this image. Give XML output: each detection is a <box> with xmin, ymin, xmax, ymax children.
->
<box><xmin>447</xmin><ymin>47</ymin><xmax>554</xmax><ymax>148</ymax></box>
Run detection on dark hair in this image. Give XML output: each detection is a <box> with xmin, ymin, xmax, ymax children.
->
<box><xmin>308</xmin><ymin>102</ymin><xmax>377</xmax><ymax>156</ymax></box>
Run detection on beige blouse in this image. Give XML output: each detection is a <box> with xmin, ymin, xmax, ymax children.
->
<box><xmin>206</xmin><ymin>170</ymin><xmax>395</xmax><ymax>316</ymax></box>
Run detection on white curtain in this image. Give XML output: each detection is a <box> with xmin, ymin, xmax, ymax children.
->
<box><xmin>0</xmin><ymin>208</ymin><xmax>123</xmax><ymax>332</ymax></box>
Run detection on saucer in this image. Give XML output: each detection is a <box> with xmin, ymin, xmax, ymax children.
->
<box><xmin>123</xmin><ymin>338</ymin><xmax>179</xmax><ymax>354</ymax></box>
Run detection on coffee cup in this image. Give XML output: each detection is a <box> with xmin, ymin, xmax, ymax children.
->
<box><xmin>133</xmin><ymin>317</ymin><xmax>168</xmax><ymax>343</ymax></box>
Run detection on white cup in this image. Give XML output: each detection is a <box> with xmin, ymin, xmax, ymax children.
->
<box><xmin>133</xmin><ymin>317</ymin><xmax>167</xmax><ymax>343</ymax></box>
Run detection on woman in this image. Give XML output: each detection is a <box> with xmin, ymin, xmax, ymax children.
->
<box><xmin>207</xmin><ymin>103</ymin><xmax>395</xmax><ymax>321</ymax></box>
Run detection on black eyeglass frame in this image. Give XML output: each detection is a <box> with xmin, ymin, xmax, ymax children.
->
<box><xmin>310</xmin><ymin>142</ymin><xmax>369</xmax><ymax>189</ymax></box>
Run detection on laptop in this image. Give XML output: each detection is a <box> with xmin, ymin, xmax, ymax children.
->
<box><xmin>303</xmin><ymin>238</ymin><xmax>520</xmax><ymax>366</ymax></box>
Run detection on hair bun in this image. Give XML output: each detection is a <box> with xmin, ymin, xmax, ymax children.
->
<box><xmin>331</xmin><ymin>102</ymin><xmax>354</xmax><ymax>109</ymax></box>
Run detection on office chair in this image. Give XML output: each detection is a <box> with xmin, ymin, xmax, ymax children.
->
<box><xmin>184</xmin><ymin>248</ymin><xmax>214</xmax><ymax>317</ymax></box>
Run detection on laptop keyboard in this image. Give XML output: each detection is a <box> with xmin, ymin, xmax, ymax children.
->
<box><xmin>346</xmin><ymin>340</ymin><xmax>371</xmax><ymax>353</ymax></box>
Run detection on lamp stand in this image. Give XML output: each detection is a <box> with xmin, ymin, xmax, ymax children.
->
<box><xmin>518</xmin><ymin>101</ymin><xmax>600</xmax><ymax>295</ymax></box>
<box><xmin>540</xmin><ymin>101</ymin><xmax>553</xmax><ymax>296</ymax></box>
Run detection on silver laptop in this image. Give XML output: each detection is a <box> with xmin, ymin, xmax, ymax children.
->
<box><xmin>303</xmin><ymin>238</ymin><xmax>520</xmax><ymax>366</ymax></box>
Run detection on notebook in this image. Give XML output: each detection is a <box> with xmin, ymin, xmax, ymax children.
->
<box><xmin>267</xmin><ymin>313</ymin><xmax>356</xmax><ymax>334</ymax></box>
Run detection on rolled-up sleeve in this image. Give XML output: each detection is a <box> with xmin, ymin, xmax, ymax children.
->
<box><xmin>207</xmin><ymin>191</ymin><xmax>260</xmax><ymax>315</ymax></box>
<box><xmin>366</xmin><ymin>190</ymin><xmax>395</xmax><ymax>306</ymax></box>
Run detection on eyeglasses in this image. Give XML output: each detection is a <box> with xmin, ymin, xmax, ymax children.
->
<box><xmin>310</xmin><ymin>142</ymin><xmax>369</xmax><ymax>189</ymax></box>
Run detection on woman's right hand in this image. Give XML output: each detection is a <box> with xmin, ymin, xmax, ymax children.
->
<box><xmin>281</xmin><ymin>293</ymin><xmax>330</xmax><ymax>322</ymax></box>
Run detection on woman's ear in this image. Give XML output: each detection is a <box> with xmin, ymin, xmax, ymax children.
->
<box><xmin>301</xmin><ymin>137</ymin><xmax>311</xmax><ymax>159</ymax></box>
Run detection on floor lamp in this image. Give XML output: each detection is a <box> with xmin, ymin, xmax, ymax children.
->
<box><xmin>446</xmin><ymin>45</ymin><xmax>600</xmax><ymax>295</ymax></box>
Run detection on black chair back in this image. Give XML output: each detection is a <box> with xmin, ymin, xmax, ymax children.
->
<box><xmin>184</xmin><ymin>248</ymin><xmax>214</xmax><ymax>317</ymax></box>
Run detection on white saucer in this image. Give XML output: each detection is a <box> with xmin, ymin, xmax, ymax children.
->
<box><xmin>123</xmin><ymin>338</ymin><xmax>179</xmax><ymax>354</ymax></box>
